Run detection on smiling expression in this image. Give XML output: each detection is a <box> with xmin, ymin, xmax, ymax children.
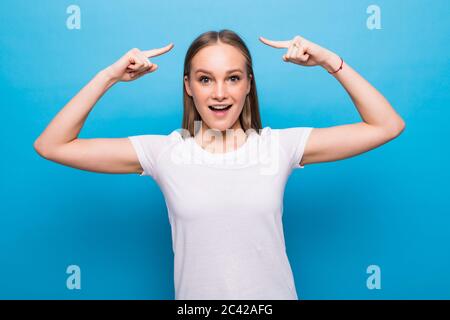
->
<box><xmin>184</xmin><ymin>42</ymin><xmax>252</xmax><ymax>133</ymax></box>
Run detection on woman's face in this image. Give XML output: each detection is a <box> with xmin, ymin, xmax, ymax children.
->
<box><xmin>184</xmin><ymin>43</ymin><xmax>252</xmax><ymax>133</ymax></box>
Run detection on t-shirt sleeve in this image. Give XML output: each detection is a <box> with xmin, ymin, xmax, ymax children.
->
<box><xmin>277</xmin><ymin>127</ymin><xmax>314</xmax><ymax>170</ymax></box>
<box><xmin>127</xmin><ymin>134</ymin><xmax>171</xmax><ymax>178</ymax></box>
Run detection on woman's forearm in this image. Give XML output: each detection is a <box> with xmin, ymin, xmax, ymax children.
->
<box><xmin>322</xmin><ymin>52</ymin><xmax>405</xmax><ymax>134</ymax></box>
<box><xmin>34</xmin><ymin>69</ymin><xmax>117</xmax><ymax>153</ymax></box>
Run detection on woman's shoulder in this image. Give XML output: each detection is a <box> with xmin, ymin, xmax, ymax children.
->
<box><xmin>258</xmin><ymin>126</ymin><xmax>313</xmax><ymax>137</ymax></box>
<box><xmin>254</xmin><ymin>126</ymin><xmax>313</xmax><ymax>149</ymax></box>
<box><xmin>128</xmin><ymin>129</ymin><xmax>185</xmax><ymax>153</ymax></box>
<box><xmin>249</xmin><ymin>126</ymin><xmax>272</xmax><ymax>137</ymax></box>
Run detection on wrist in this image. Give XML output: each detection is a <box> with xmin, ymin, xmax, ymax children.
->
<box><xmin>98</xmin><ymin>67</ymin><xmax>119</xmax><ymax>89</ymax></box>
<box><xmin>321</xmin><ymin>51</ymin><xmax>342</xmax><ymax>73</ymax></box>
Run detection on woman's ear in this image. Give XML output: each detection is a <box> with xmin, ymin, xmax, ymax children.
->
<box><xmin>184</xmin><ymin>75</ymin><xmax>192</xmax><ymax>97</ymax></box>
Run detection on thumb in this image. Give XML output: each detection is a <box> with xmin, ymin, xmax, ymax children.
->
<box><xmin>114</xmin><ymin>53</ymin><xmax>134</xmax><ymax>71</ymax></box>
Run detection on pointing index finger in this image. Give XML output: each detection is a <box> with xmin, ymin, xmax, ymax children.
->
<box><xmin>143</xmin><ymin>43</ymin><xmax>175</xmax><ymax>58</ymax></box>
<box><xmin>259</xmin><ymin>36</ymin><xmax>291</xmax><ymax>49</ymax></box>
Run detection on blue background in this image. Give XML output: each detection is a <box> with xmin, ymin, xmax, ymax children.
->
<box><xmin>1</xmin><ymin>0</ymin><xmax>449</xmax><ymax>299</ymax></box>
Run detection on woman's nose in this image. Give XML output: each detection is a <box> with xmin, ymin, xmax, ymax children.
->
<box><xmin>211</xmin><ymin>82</ymin><xmax>227</xmax><ymax>100</ymax></box>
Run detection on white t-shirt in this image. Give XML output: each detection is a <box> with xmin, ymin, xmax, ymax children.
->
<box><xmin>128</xmin><ymin>126</ymin><xmax>313</xmax><ymax>300</ymax></box>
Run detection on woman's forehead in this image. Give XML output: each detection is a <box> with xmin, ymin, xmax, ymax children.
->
<box><xmin>191</xmin><ymin>44</ymin><xmax>246</xmax><ymax>74</ymax></box>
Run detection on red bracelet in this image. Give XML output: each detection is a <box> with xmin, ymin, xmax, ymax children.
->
<box><xmin>328</xmin><ymin>56</ymin><xmax>344</xmax><ymax>74</ymax></box>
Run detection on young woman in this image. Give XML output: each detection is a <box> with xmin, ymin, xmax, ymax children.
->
<box><xmin>34</xmin><ymin>30</ymin><xmax>405</xmax><ymax>300</ymax></box>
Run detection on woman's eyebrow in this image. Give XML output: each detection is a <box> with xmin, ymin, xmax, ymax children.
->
<box><xmin>195</xmin><ymin>68</ymin><xmax>243</xmax><ymax>74</ymax></box>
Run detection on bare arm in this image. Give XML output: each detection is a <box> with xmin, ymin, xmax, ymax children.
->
<box><xmin>301</xmin><ymin>53</ymin><xmax>405</xmax><ymax>166</ymax></box>
<box><xmin>34</xmin><ymin>70</ymin><xmax>116</xmax><ymax>152</ymax></box>
<box><xmin>34</xmin><ymin>44</ymin><xmax>174</xmax><ymax>174</ymax></box>
<box><xmin>259</xmin><ymin>35</ymin><xmax>405</xmax><ymax>166</ymax></box>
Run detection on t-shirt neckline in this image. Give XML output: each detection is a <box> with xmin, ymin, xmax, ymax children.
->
<box><xmin>190</xmin><ymin>131</ymin><xmax>256</xmax><ymax>159</ymax></box>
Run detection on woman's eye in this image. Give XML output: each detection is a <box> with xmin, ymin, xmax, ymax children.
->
<box><xmin>198</xmin><ymin>76</ymin><xmax>240</xmax><ymax>84</ymax></box>
<box><xmin>199</xmin><ymin>76</ymin><xmax>210</xmax><ymax>84</ymax></box>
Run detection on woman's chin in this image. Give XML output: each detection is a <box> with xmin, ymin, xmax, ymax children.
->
<box><xmin>203</xmin><ymin>119</ymin><xmax>236</xmax><ymax>132</ymax></box>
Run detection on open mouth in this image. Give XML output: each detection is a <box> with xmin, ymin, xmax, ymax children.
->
<box><xmin>208</xmin><ymin>104</ymin><xmax>233</xmax><ymax>113</ymax></box>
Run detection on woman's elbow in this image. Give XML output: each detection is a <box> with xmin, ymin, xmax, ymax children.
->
<box><xmin>389</xmin><ymin>118</ymin><xmax>406</xmax><ymax>139</ymax></box>
<box><xmin>33</xmin><ymin>139</ymin><xmax>51</xmax><ymax>159</ymax></box>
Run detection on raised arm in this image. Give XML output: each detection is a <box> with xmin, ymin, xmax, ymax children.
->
<box><xmin>33</xmin><ymin>44</ymin><xmax>174</xmax><ymax>174</ymax></box>
<box><xmin>259</xmin><ymin>35</ymin><xmax>405</xmax><ymax>167</ymax></box>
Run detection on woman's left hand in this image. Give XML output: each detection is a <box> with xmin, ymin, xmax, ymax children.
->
<box><xmin>259</xmin><ymin>35</ymin><xmax>334</xmax><ymax>68</ymax></box>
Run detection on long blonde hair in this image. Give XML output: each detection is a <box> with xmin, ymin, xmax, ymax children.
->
<box><xmin>182</xmin><ymin>29</ymin><xmax>262</xmax><ymax>137</ymax></box>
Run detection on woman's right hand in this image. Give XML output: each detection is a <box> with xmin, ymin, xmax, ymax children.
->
<box><xmin>104</xmin><ymin>43</ymin><xmax>174</xmax><ymax>82</ymax></box>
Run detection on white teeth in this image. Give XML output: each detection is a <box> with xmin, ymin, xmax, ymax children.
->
<box><xmin>210</xmin><ymin>105</ymin><xmax>230</xmax><ymax>110</ymax></box>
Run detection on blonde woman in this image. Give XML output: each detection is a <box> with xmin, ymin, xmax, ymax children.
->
<box><xmin>34</xmin><ymin>30</ymin><xmax>405</xmax><ymax>300</ymax></box>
